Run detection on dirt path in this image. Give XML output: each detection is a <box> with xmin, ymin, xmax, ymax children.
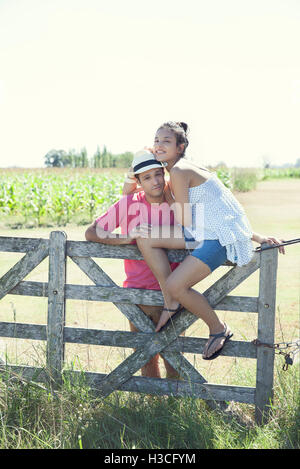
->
<box><xmin>235</xmin><ymin>178</ymin><xmax>300</xmax><ymax>236</ymax></box>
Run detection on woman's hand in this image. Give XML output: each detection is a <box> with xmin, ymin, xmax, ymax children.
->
<box><xmin>253</xmin><ymin>233</ymin><xmax>286</xmax><ymax>254</ymax></box>
<box><xmin>144</xmin><ymin>146</ymin><xmax>155</xmax><ymax>155</ymax></box>
<box><xmin>128</xmin><ymin>224</ymin><xmax>152</xmax><ymax>241</ymax></box>
<box><xmin>123</xmin><ymin>166</ymin><xmax>141</xmax><ymax>195</ymax></box>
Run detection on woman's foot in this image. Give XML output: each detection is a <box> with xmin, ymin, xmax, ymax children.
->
<box><xmin>202</xmin><ymin>323</ymin><xmax>233</xmax><ymax>360</ymax></box>
<box><xmin>155</xmin><ymin>304</ymin><xmax>184</xmax><ymax>332</ymax></box>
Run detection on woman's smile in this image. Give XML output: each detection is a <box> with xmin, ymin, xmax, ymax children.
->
<box><xmin>155</xmin><ymin>150</ymin><xmax>167</xmax><ymax>157</ymax></box>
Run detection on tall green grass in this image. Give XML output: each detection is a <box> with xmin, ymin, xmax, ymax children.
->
<box><xmin>0</xmin><ymin>359</ymin><xmax>299</xmax><ymax>449</ymax></box>
<box><xmin>0</xmin><ymin>169</ymin><xmax>124</xmax><ymax>228</ymax></box>
<box><xmin>262</xmin><ymin>167</ymin><xmax>300</xmax><ymax>180</ymax></box>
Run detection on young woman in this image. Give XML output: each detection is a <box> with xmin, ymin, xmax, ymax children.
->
<box><xmin>124</xmin><ymin>122</ymin><xmax>285</xmax><ymax>359</ymax></box>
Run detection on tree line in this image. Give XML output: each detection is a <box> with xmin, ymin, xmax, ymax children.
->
<box><xmin>44</xmin><ymin>146</ymin><xmax>133</xmax><ymax>168</ymax></box>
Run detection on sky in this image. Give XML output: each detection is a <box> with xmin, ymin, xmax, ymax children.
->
<box><xmin>0</xmin><ymin>0</ymin><xmax>300</xmax><ymax>168</ymax></box>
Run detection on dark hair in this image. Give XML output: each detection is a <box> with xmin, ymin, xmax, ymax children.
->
<box><xmin>156</xmin><ymin>121</ymin><xmax>189</xmax><ymax>158</ymax></box>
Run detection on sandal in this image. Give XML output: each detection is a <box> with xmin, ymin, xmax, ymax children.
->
<box><xmin>202</xmin><ymin>323</ymin><xmax>233</xmax><ymax>360</ymax></box>
<box><xmin>155</xmin><ymin>305</ymin><xmax>184</xmax><ymax>332</ymax></box>
<box><xmin>162</xmin><ymin>304</ymin><xmax>184</xmax><ymax>315</ymax></box>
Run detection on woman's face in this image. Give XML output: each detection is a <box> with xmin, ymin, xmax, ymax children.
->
<box><xmin>153</xmin><ymin>128</ymin><xmax>184</xmax><ymax>164</ymax></box>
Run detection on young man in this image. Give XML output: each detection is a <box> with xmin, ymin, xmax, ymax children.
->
<box><xmin>85</xmin><ymin>150</ymin><xmax>180</xmax><ymax>378</ymax></box>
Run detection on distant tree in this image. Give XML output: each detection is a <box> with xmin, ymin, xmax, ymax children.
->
<box><xmin>295</xmin><ymin>158</ymin><xmax>300</xmax><ymax>167</ymax></box>
<box><xmin>44</xmin><ymin>146</ymin><xmax>134</xmax><ymax>168</ymax></box>
<box><xmin>262</xmin><ymin>155</ymin><xmax>271</xmax><ymax>169</ymax></box>
<box><xmin>115</xmin><ymin>151</ymin><xmax>134</xmax><ymax>168</ymax></box>
<box><xmin>44</xmin><ymin>149</ymin><xmax>66</xmax><ymax>167</ymax></box>
<box><xmin>92</xmin><ymin>145</ymin><xmax>102</xmax><ymax>168</ymax></box>
<box><xmin>102</xmin><ymin>146</ymin><xmax>110</xmax><ymax>168</ymax></box>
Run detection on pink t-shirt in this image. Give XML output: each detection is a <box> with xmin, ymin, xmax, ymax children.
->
<box><xmin>94</xmin><ymin>191</ymin><xmax>179</xmax><ymax>290</ymax></box>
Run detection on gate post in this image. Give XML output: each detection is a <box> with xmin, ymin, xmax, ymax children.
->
<box><xmin>255</xmin><ymin>245</ymin><xmax>278</xmax><ymax>424</ymax></box>
<box><xmin>46</xmin><ymin>231</ymin><xmax>67</xmax><ymax>385</ymax></box>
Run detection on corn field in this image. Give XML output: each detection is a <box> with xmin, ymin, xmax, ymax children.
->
<box><xmin>0</xmin><ymin>166</ymin><xmax>299</xmax><ymax>228</ymax></box>
<box><xmin>0</xmin><ymin>169</ymin><xmax>124</xmax><ymax>227</ymax></box>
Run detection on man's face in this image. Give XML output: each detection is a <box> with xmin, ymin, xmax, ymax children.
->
<box><xmin>137</xmin><ymin>168</ymin><xmax>165</xmax><ymax>198</ymax></box>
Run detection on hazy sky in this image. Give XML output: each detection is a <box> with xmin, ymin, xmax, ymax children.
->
<box><xmin>0</xmin><ymin>0</ymin><xmax>300</xmax><ymax>168</ymax></box>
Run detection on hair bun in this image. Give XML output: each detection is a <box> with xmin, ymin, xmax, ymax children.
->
<box><xmin>177</xmin><ymin>122</ymin><xmax>189</xmax><ymax>134</ymax></box>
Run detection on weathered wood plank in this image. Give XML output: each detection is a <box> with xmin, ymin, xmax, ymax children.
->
<box><xmin>0</xmin><ymin>233</ymin><xmax>276</xmax><ymax>416</ymax></box>
<box><xmin>119</xmin><ymin>378</ymin><xmax>255</xmax><ymax>404</ymax></box>
<box><xmin>255</xmin><ymin>246</ymin><xmax>278</xmax><ymax>424</ymax></box>
<box><xmin>95</xmin><ymin>323</ymin><xmax>193</xmax><ymax>397</ymax></box>
<box><xmin>7</xmin><ymin>278</ymin><xmax>258</xmax><ymax>311</ymax></box>
<box><xmin>0</xmin><ymin>364</ymin><xmax>49</xmax><ymax>384</ymax></box>
<box><xmin>0</xmin><ymin>322</ymin><xmax>46</xmax><ymax>341</ymax></box>
<box><xmin>63</xmin><ymin>328</ymin><xmax>256</xmax><ymax>358</ymax></box>
<box><xmin>0</xmin><ymin>236</ymin><xmax>233</xmax><ymax>266</ymax></box>
<box><xmin>67</xmin><ymin>241</ymin><xmax>235</xmax><ymax>265</ymax></box>
<box><xmin>69</xmin><ymin>255</ymin><xmax>155</xmax><ymax>332</ymax></box>
<box><xmin>0</xmin><ymin>235</ymin><xmax>261</xmax><ymax>395</ymax></box>
<box><xmin>158</xmin><ymin>350</ymin><xmax>207</xmax><ymax>383</ymax></box>
<box><xmin>0</xmin><ymin>364</ymin><xmax>255</xmax><ymax>404</ymax></box>
<box><xmin>96</xmin><ymin>310</ymin><xmax>212</xmax><ymax>395</ymax></box>
<box><xmin>67</xmin><ymin>240</ymin><xmax>188</xmax><ymax>262</ymax></box>
<box><xmin>46</xmin><ymin>231</ymin><xmax>67</xmax><ymax>383</ymax></box>
<box><xmin>0</xmin><ymin>239</ymin><xmax>49</xmax><ymax>300</ymax></box>
<box><xmin>7</xmin><ymin>280</ymin><xmax>256</xmax><ymax>309</ymax></box>
<box><xmin>9</xmin><ymin>281</ymin><xmax>49</xmax><ymax>297</ymax></box>
<box><xmin>96</xmin><ymin>255</ymin><xmax>261</xmax><ymax>397</ymax></box>
<box><xmin>0</xmin><ymin>322</ymin><xmax>256</xmax><ymax>358</ymax></box>
<box><xmin>8</xmin><ymin>280</ymin><xmax>259</xmax><ymax>313</ymax></box>
<box><xmin>215</xmin><ymin>295</ymin><xmax>258</xmax><ymax>313</ymax></box>
<box><xmin>69</xmin><ymin>257</ymin><xmax>206</xmax><ymax>388</ymax></box>
<box><xmin>0</xmin><ymin>236</ymin><xmax>48</xmax><ymax>253</ymax></box>
<box><xmin>203</xmin><ymin>253</ymin><xmax>260</xmax><ymax>306</ymax></box>
<box><xmin>65</xmin><ymin>284</ymin><xmax>163</xmax><ymax>305</ymax></box>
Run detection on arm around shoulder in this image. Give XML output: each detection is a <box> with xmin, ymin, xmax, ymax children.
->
<box><xmin>122</xmin><ymin>167</ymin><xmax>142</xmax><ymax>195</ymax></box>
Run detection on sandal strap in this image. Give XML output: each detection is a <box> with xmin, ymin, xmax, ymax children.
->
<box><xmin>209</xmin><ymin>323</ymin><xmax>228</xmax><ymax>338</ymax></box>
<box><xmin>162</xmin><ymin>304</ymin><xmax>183</xmax><ymax>313</ymax></box>
<box><xmin>206</xmin><ymin>324</ymin><xmax>228</xmax><ymax>355</ymax></box>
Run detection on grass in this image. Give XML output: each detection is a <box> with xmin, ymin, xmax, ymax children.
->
<box><xmin>0</xmin><ymin>360</ymin><xmax>299</xmax><ymax>449</ymax></box>
<box><xmin>262</xmin><ymin>167</ymin><xmax>300</xmax><ymax>180</ymax></box>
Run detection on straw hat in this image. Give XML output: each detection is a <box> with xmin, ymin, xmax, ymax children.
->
<box><xmin>132</xmin><ymin>149</ymin><xmax>165</xmax><ymax>175</ymax></box>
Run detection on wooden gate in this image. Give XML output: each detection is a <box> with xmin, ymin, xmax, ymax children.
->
<box><xmin>0</xmin><ymin>231</ymin><xmax>278</xmax><ymax>424</ymax></box>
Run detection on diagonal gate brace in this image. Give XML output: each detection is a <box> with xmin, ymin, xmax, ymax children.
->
<box><xmin>96</xmin><ymin>255</ymin><xmax>260</xmax><ymax>397</ymax></box>
<box><xmin>0</xmin><ymin>239</ymin><xmax>49</xmax><ymax>300</ymax></box>
<box><xmin>69</xmin><ymin>256</ymin><xmax>206</xmax><ymax>385</ymax></box>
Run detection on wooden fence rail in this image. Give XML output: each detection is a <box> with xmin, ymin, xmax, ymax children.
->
<box><xmin>0</xmin><ymin>231</ymin><xmax>278</xmax><ymax>424</ymax></box>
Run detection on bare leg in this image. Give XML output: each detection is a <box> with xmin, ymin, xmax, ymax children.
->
<box><xmin>137</xmin><ymin>232</ymin><xmax>231</xmax><ymax>358</ymax></box>
<box><xmin>164</xmin><ymin>256</ymin><xmax>232</xmax><ymax>358</ymax></box>
<box><xmin>131</xmin><ymin>304</ymin><xmax>181</xmax><ymax>378</ymax></box>
<box><xmin>129</xmin><ymin>318</ymin><xmax>160</xmax><ymax>378</ymax></box>
<box><xmin>136</xmin><ymin>225</ymin><xmax>185</xmax><ymax>313</ymax></box>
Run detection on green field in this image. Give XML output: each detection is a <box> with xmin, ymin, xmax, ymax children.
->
<box><xmin>0</xmin><ymin>173</ymin><xmax>299</xmax><ymax>449</ymax></box>
<box><xmin>1</xmin><ymin>166</ymin><xmax>299</xmax><ymax>229</ymax></box>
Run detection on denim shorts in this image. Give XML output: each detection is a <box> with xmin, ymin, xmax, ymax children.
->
<box><xmin>182</xmin><ymin>227</ymin><xmax>227</xmax><ymax>272</ymax></box>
